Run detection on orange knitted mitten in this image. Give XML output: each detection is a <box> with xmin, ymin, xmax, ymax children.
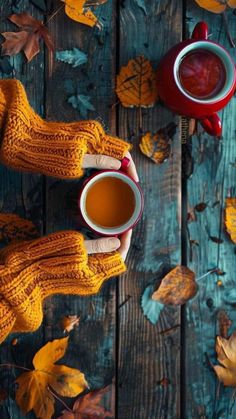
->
<box><xmin>0</xmin><ymin>230</ymin><xmax>126</xmax><ymax>343</ymax></box>
<box><xmin>0</xmin><ymin>79</ymin><xmax>130</xmax><ymax>178</ymax></box>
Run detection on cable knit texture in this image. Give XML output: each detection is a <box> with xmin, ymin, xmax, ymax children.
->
<box><xmin>0</xmin><ymin>79</ymin><xmax>130</xmax><ymax>178</ymax></box>
<box><xmin>0</xmin><ymin>230</ymin><xmax>126</xmax><ymax>343</ymax></box>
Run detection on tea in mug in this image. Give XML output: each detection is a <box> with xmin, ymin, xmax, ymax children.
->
<box><xmin>179</xmin><ymin>49</ymin><xmax>226</xmax><ymax>99</ymax></box>
<box><xmin>85</xmin><ymin>176</ymin><xmax>135</xmax><ymax>228</ymax></box>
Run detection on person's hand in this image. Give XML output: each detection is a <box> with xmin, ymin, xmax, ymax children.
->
<box><xmin>82</xmin><ymin>151</ymin><xmax>139</xmax><ymax>182</ymax></box>
<box><xmin>84</xmin><ymin>230</ymin><xmax>132</xmax><ymax>262</ymax></box>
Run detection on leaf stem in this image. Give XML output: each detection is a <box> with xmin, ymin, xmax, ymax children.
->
<box><xmin>0</xmin><ymin>363</ymin><xmax>31</xmax><ymax>372</ymax></box>
<box><xmin>222</xmin><ymin>11</ymin><xmax>235</xmax><ymax>48</ymax></box>
<box><xmin>45</xmin><ymin>4</ymin><xmax>64</xmax><ymax>26</ymax></box>
<box><xmin>47</xmin><ymin>387</ymin><xmax>73</xmax><ymax>413</ymax></box>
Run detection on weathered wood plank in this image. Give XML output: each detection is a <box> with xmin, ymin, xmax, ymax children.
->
<box><xmin>185</xmin><ymin>2</ymin><xmax>236</xmax><ymax>417</ymax></box>
<box><xmin>0</xmin><ymin>1</ymin><xmax>45</xmax><ymax>418</ymax></box>
<box><xmin>45</xmin><ymin>0</ymin><xmax>117</xmax><ymax>415</ymax></box>
<box><xmin>118</xmin><ymin>1</ymin><xmax>182</xmax><ymax>418</ymax></box>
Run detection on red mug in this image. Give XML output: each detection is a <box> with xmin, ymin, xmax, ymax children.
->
<box><xmin>157</xmin><ymin>21</ymin><xmax>236</xmax><ymax>136</ymax></box>
<box><xmin>78</xmin><ymin>159</ymin><xmax>144</xmax><ymax>236</ymax></box>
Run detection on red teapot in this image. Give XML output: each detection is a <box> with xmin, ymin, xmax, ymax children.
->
<box><xmin>157</xmin><ymin>22</ymin><xmax>236</xmax><ymax>136</ymax></box>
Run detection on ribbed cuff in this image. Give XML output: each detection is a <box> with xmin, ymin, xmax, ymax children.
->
<box><xmin>101</xmin><ymin>134</ymin><xmax>131</xmax><ymax>159</ymax></box>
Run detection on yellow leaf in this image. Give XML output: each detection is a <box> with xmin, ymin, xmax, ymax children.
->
<box><xmin>139</xmin><ymin>123</ymin><xmax>176</xmax><ymax>164</ymax></box>
<box><xmin>61</xmin><ymin>315</ymin><xmax>80</xmax><ymax>333</ymax></box>
<box><xmin>152</xmin><ymin>266</ymin><xmax>198</xmax><ymax>305</ymax></box>
<box><xmin>194</xmin><ymin>0</ymin><xmax>236</xmax><ymax>13</ymax></box>
<box><xmin>214</xmin><ymin>332</ymin><xmax>236</xmax><ymax>387</ymax></box>
<box><xmin>116</xmin><ymin>55</ymin><xmax>158</xmax><ymax>108</ymax></box>
<box><xmin>225</xmin><ymin>198</ymin><xmax>236</xmax><ymax>243</ymax></box>
<box><xmin>63</xmin><ymin>0</ymin><xmax>100</xmax><ymax>28</ymax></box>
<box><xmin>15</xmin><ymin>337</ymin><xmax>88</xmax><ymax>419</ymax></box>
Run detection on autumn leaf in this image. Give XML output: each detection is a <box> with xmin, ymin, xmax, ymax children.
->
<box><xmin>58</xmin><ymin>386</ymin><xmax>113</xmax><ymax>419</ymax></box>
<box><xmin>1</xmin><ymin>13</ymin><xmax>54</xmax><ymax>62</ymax></box>
<box><xmin>61</xmin><ymin>315</ymin><xmax>80</xmax><ymax>333</ymax></box>
<box><xmin>139</xmin><ymin>123</ymin><xmax>176</xmax><ymax>164</ymax></box>
<box><xmin>116</xmin><ymin>55</ymin><xmax>158</xmax><ymax>108</ymax></box>
<box><xmin>194</xmin><ymin>0</ymin><xmax>236</xmax><ymax>14</ymax></box>
<box><xmin>225</xmin><ymin>197</ymin><xmax>236</xmax><ymax>243</ymax></box>
<box><xmin>15</xmin><ymin>337</ymin><xmax>88</xmax><ymax>419</ymax></box>
<box><xmin>152</xmin><ymin>266</ymin><xmax>198</xmax><ymax>305</ymax></box>
<box><xmin>62</xmin><ymin>0</ymin><xmax>102</xmax><ymax>29</ymax></box>
<box><xmin>213</xmin><ymin>331</ymin><xmax>236</xmax><ymax>387</ymax></box>
<box><xmin>0</xmin><ymin>213</ymin><xmax>39</xmax><ymax>244</ymax></box>
<box><xmin>56</xmin><ymin>48</ymin><xmax>88</xmax><ymax>67</ymax></box>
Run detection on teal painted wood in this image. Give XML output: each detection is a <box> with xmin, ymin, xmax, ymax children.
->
<box><xmin>44</xmin><ymin>0</ymin><xmax>117</xmax><ymax>416</ymax></box>
<box><xmin>0</xmin><ymin>1</ymin><xmax>45</xmax><ymax>418</ymax></box>
<box><xmin>185</xmin><ymin>2</ymin><xmax>236</xmax><ymax>418</ymax></box>
<box><xmin>118</xmin><ymin>1</ymin><xmax>182</xmax><ymax>418</ymax></box>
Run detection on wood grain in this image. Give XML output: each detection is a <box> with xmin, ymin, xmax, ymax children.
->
<box><xmin>117</xmin><ymin>1</ymin><xmax>182</xmax><ymax>418</ymax></box>
<box><xmin>185</xmin><ymin>1</ymin><xmax>236</xmax><ymax>418</ymax></box>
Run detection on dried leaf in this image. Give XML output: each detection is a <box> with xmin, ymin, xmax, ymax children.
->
<box><xmin>217</xmin><ymin>310</ymin><xmax>232</xmax><ymax>338</ymax></box>
<box><xmin>1</xmin><ymin>13</ymin><xmax>54</xmax><ymax>62</ymax></box>
<box><xmin>63</xmin><ymin>0</ymin><xmax>101</xmax><ymax>29</ymax></box>
<box><xmin>61</xmin><ymin>315</ymin><xmax>80</xmax><ymax>333</ymax></box>
<box><xmin>225</xmin><ymin>198</ymin><xmax>236</xmax><ymax>243</ymax></box>
<box><xmin>56</xmin><ymin>48</ymin><xmax>88</xmax><ymax>67</ymax></box>
<box><xmin>0</xmin><ymin>213</ymin><xmax>39</xmax><ymax>244</ymax></box>
<box><xmin>214</xmin><ymin>331</ymin><xmax>236</xmax><ymax>387</ymax></box>
<box><xmin>116</xmin><ymin>55</ymin><xmax>158</xmax><ymax>107</ymax></box>
<box><xmin>152</xmin><ymin>266</ymin><xmax>198</xmax><ymax>305</ymax></box>
<box><xmin>15</xmin><ymin>337</ymin><xmax>88</xmax><ymax>419</ymax></box>
<box><xmin>194</xmin><ymin>0</ymin><xmax>236</xmax><ymax>13</ymax></box>
<box><xmin>194</xmin><ymin>202</ymin><xmax>207</xmax><ymax>212</ymax></box>
<box><xmin>210</xmin><ymin>236</ymin><xmax>224</xmax><ymax>244</ymax></box>
<box><xmin>68</xmin><ymin>94</ymin><xmax>95</xmax><ymax>118</ymax></box>
<box><xmin>139</xmin><ymin>123</ymin><xmax>176</xmax><ymax>164</ymax></box>
<box><xmin>141</xmin><ymin>284</ymin><xmax>164</xmax><ymax>325</ymax></box>
<box><xmin>58</xmin><ymin>386</ymin><xmax>113</xmax><ymax>419</ymax></box>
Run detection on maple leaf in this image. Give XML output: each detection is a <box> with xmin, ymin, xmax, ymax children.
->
<box><xmin>15</xmin><ymin>337</ymin><xmax>88</xmax><ymax>419</ymax></box>
<box><xmin>194</xmin><ymin>0</ymin><xmax>236</xmax><ymax>13</ymax></box>
<box><xmin>152</xmin><ymin>266</ymin><xmax>198</xmax><ymax>305</ymax></box>
<box><xmin>61</xmin><ymin>315</ymin><xmax>80</xmax><ymax>333</ymax></box>
<box><xmin>214</xmin><ymin>332</ymin><xmax>236</xmax><ymax>387</ymax></box>
<box><xmin>139</xmin><ymin>123</ymin><xmax>176</xmax><ymax>164</ymax></box>
<box><xmin>62</xmin><ymin>0</ymin><xmax>103</xmax><ymax>29</ymax></box>
<box><xmin>116</xmin><ymin>55</ymin><xmax>158</xmax><ymax>108</ymax></box>
<box><xmin>56</xmin><ymin>48</ymin><xmax>88</xmax><ymax>67</ymax></box>
<box><xmin>0</xmin><ymin>213</ymin><xmax>39</xmax><ymax>244</ymax></box>
<box><xmin>58</xmin><ymin>385</ymin><xmax>113</xmax><ymax>419</ymax></box>
<box><xmin>225</xmin><ymin>197</ymin><xmax>236</xmax><ymax>243</ymax></box>
<box><xmin>1</xmin><ymin>12</ymin><xmax>54</xmax><ymax>62</ymax></box>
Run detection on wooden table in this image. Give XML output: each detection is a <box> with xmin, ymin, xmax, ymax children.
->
<box><xmin>0</xmin><ymin>0</ymin><xmax>236</xmax><ymax>418</ymax></box>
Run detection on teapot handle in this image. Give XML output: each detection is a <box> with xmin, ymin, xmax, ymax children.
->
<box><xmin>191</xmin><ymin>21</ymin><xmax>208</xmax><ymax>40</ymax></box>
<box><xmin>200</xmin><ymin>113</ymin><xmax>222</xmax><ymax>137</ymax></box>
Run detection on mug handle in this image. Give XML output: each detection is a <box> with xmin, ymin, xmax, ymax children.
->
<box><xmin>200</xmin><ymin>113</ymin><xmax>222</xmax><ymax>137</ymax></box>
<box><xmin>191</xmin><ymin>21</ymin><xmax>208</xmax><ymax>40</ymax></box>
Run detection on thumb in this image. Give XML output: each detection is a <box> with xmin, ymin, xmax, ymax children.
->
<box><xmin>82</xmin><ymin>154</ymin><xmax>121</xmax><ymax>170</ymax></box>
<box><xmin>85</xmin><ymin>237</ymin><xmax>121</xmax><ymax>254</ymax></box>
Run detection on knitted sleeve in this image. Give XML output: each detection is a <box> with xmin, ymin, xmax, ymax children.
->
<box><xmin>0</xmin><ymin>79</ymin><xmax>131</xmax><ymax>179</ymax></box>
<box><xmin>0</xmin><ymin>231</ymin><xmax>126</xmax><ymax>343</ymax></box>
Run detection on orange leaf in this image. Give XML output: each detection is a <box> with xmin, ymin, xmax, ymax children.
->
<box><xmin>116</xmin><ymin>55</ymin><xmax>158</xmax><ymax>107</ymax></box>
<box><xmin>58</xmin><ymin>385</ymin><xmax>113</xmax><ymax>419</ymax></box>
<box><xmin>62</xmin><ymin>0</ymin><xmax>102</xmax><ymax>28</ymax></box>
<box><xmin>61</xmin><ymin>315</ymin><xmax>80</xmax><ymax>333</ymax></box>
<box><xmin>0</xmin><ymin>213</ymin><xmax>39</xmax><ymax>244</ymax></box>
<box><xmin>214</xmin><ymin>332</ymin><xmax>236</xmax><ymax>387</ymax></box>
<box><xmin>139</xmin><ymin>123</ymin><xmax>176</xmax><ymax>164</ymax></box>
<box><xmin>152</xmin><ymin>266</ymin><xmax>198</xmax><ymax>305</ymax></box>
<box><xmin>225</xmin><ymin>198</ymin><xmax>236</xmax><ymax>243</ymax></box>
<box><xmin>15</xmin><ymin>337</ymin><xmax>88</xmax><ymax>419</ymax></box>
<box><xmin>194</xmin><ymin>0</ymin><xmax>236</xmax><ymax>13</ymax></box>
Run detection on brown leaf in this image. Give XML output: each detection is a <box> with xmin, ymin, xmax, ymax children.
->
<box><xmin>225</xmin><ymin>197</ymin><xmax>236</xmax><ymax>243</ymax></box>
<box><xmin>116</xmin><ymin>55</ymin><xmax>158</xmax><ymax>107</ymax></box>
<box><xmin>139</xmin><ymin>123</ymin><xmax>176</xmax><ymax>164</ymax></box>
<box><xmin>58</xmin><ymin>385</ymin><xmax>113</xmax><ymax>419</ymax></box>
<box><xmin>152</xmin><ymin>266</ymin><xmax>198</xmax><ymax>305</ymax></box>
<box><xmin>1</xmin><ymin>12</ymin><xmax>54</xmax><ymax>62</ymax></box>
<box><xmin>217</xmin><ymin>310</ymin><xmax>232</xmax><ymax>338</ymax></box>
<box><xmin>214</xmin><ymin>331</ymin><xmax>236</xmax><ymax>387</ymax></box>
<box><xmin>194</xmin><ymin>202</ymin><xmax>207</xmax><ymax>212</ymax></box>
<box><xmin>61</xmin><ymin>315</ymin><xmax>80</xmax><ymax>333</ymax></box>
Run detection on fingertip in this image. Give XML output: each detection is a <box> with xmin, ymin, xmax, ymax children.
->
<box><xmin>108</xmin><ymin>237</ymin><xmax>121</xmax><ymax>250</ymax></box>
<box><xmin>109</xmin><ymin>158</ymin><xmax>121</xmax><ymax>170</ymax></box>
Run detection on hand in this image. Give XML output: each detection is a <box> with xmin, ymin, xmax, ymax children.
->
<box><xmin>82</xmin><ymin>151</ymin><xmax>139</xmax><ymax>182</ymax></box>
<box><xmin>85</xmin><ymin>230</ymin><xmax>132</xmax><ymax>262</ymax></box>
